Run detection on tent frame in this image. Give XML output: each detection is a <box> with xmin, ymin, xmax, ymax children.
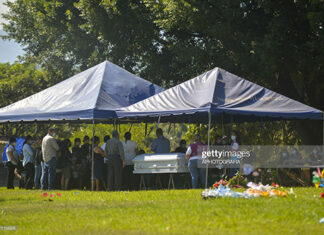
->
<box><xmin>2</xmin><ymin>111</ymin><xmax>323</xmax><ymax>190</ymax></box>
<box><xmin>116</xmin><ymin>110</ymin><xmax>324</xmax><ymax>189</ymax></box>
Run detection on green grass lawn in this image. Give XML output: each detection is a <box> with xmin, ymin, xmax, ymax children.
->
<box><xmin>0</xmin><ymin>187</ymin><xmax>323</xmax><ymax>234</ymax></box>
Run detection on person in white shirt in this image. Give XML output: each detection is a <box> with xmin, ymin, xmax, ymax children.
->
<box><xmin>22</xmin><ymin>135</ymin><xmax>35</xmax><ymax>189</ymax></box>
<box><xmin>122</xmin><ymin>132</ymin><xmax>138</xmax><ymax>190</ymax></box>
<box><xmin>41</xmin><ymin>127</ymin><xmax>60</xmax><ymax>190</ymax></box>
<box><xmin>6</xmin><ymin>137</ymin><xmax>19</xmax><ymax>189</ymax></box>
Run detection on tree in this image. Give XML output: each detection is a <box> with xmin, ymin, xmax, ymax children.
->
<box><xmin>2</xmin><ymin>0</ymin><xmax>323</xmax><ymax>143</ymax></box>
<box><xmin>0</xmin><ymin>62</ymin><xmax>50</xmax><ymax>137</ymax></box>
<box><xmin>2</xmin><ymin>0</ymin><xmax>104</xmax><ymax>83</ymax></box>
<box><xmin>143</xmin><ymin>0</ymin><xmax>324</xmax><ymax>143</ymax></box>
<box><xmin>0</xmin><ymin>62</ymin><xmax>48</xmax><ymax>106</ymax></box>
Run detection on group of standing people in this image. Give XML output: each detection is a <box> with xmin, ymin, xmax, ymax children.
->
<box><xmin>6</xmin><ymin>135</ymin><xmax>42</xmax><ymax>190</ymax></box>
<box><xmin>91</xmin><ymin>130</ymin><xmax>138</xmax><ymax>191</ymax></box>
<box><xmin>6</xmin><ymin>127</ymin><xmax>139</xmax><ymax>191</ymax></box>
<box><xmin>5</xmin><ymin>126</ymin><xmax>240</xmax><ymax>191</ymax></box>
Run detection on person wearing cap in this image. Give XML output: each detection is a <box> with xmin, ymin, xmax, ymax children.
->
<box><xmin>41</xmin><ymin>127</ymin><xmax>59</xmax><ymax>190</ymax></box>
<box><xmin>105</xmin><ymin>130</ymin><xmax>125</xmax><ymax>191</ymax></box>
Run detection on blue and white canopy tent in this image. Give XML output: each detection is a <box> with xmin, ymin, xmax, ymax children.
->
<box><xmin>117</xmin><ymin>67</ymin><xmax>322</xmax><ymax>122</ymax></box>
<box><xmin>117</xmin><ymin>67</ymin><xmax>324</xmax><ymax>188</ymax></box>
<box><xmin>0</xmin><ymin>60</ymin><xmax>164</xmax><ymax>189</ymax></box>
<box><xmin>0</xmin><ymin>60</ymin><xmax>163</xmax><ymax>123</ymax></box>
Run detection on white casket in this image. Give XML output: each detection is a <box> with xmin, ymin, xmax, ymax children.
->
<box><xmin>132</xmin><ymin>153</ymin><xmax>189</xmax><ymax>174</ymax></box>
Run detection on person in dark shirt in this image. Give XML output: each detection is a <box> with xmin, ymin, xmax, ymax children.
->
<box><xmin>175</xmin><ymin>139</ymin><xmax>187</xmax><ymax>153</ymax></box>
<box><xmin>101</xmin><ymin>135</ymin><xmax>111</xmax><ymax>189</ymax></box>
<box><xmin>60</xmin><ymin>139</ymin><xmax>72</xmax><ymax>190</ymax></box>
<box><xmin>34</xmin><ymin>140</ymin><xmax>43</xmax><ymax>189</ymax></box>
<box><xmin>92</xmin><ymin>136</ymin><xmax>105</xmax><ymax>191</ymax></box>
<box><xmin>72</xmin><ymin>138</ymin><xmax>82</xmax><ymax>164</ymax></box>
<box><xmin>81</xmin><ymin>136</ymin><xmax>91</xmax><ymax>162</ymax></box>
<box><xmin>80</xmin><ymin>136</ymin><xmax>91</xmax><ymax>190</ymax></box>
<box><xmin>72</xmin><ymin>138</ymin><xmax>82</xmax><ymax>188</ymax></box>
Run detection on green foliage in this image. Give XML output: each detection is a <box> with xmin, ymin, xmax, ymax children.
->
<box><xmin>66</xmin><ymin>123</ymin><xmax>188</xmax><ymax>153</ymax></box>
<box><xmin>3</xmin><ymin>0</ymin><xmax>324</xmax><ymax>105</ymax></box>
<box><xmin>2</xmin><ymin>0</ymin><xmax>102</xmax><ymax>81</ymax></box>
<box><xmin>0</xmin><ymin>62</ymin><xmax>48</xmax><ymax>107</ymax></box>
<box><xmin>1</xmin><ymin>0</ymin><xmax>323</xmax><ymax>143</ymax></box>
<box><xmin>184</xmin><ymin>121</ymin><xmax>300</xmax><ymax>146</ymax></box>
<box><xmin>0</xmin><ymin>62</ymin><xmax>50</xmax><ymax>137</ymax></box>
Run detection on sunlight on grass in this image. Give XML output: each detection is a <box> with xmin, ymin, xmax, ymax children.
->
<box><xmin>0</xmin><ymin>188</ymin><xmax>323</xmax><ymax>234</ymax></box>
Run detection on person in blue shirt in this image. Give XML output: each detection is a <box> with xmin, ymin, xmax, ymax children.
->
<box><xmin>151</xmin><ymin>128</ymin><xmax>170</xmax><ymax>153</ymax></box>
<box><xmin>150</xmin><ymin>128</ymin><xmax>170</xmax><ymax>188</ymax></box>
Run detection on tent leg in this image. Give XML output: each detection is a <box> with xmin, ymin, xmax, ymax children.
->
<box><xmin>128</xmin><ymin>123</ymin><xmax>133</xmax><ymax>132</ymax></box>
<box><xmin>322</xmin><ymin>115</ymin><xmax>324</xmax><ymax>146</ymax></box>
<box><xmin>221</xmin><ymin>113</ymin><xmax>224</xmax><ymax>137</ymax></box>
<box><xmin>205</xmin><ymin>111</ymin><xmax>211</xmax><ymax>189</ymax></box>
<box><xmin>157</xmin><ymin>115</ymin><xmax>161</xmax><ymax>128</ymax></box>
<box><xmin>91</xmin><ymin>119</ymin><xmax>95</xmax><ymax>191</ymax></box>
<box><xmin>230</xmin><ymin>115</ymin><xmax>233</xmax><ymax>133</ymax></box>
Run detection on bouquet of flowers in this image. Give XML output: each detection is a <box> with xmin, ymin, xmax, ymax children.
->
<box><xmin>244</xmin><ymin>182</ymin><xmax>293</xmax><ymax>198</ymax></box>
<box><xmin>202</xmin><ymin>181</ymin><xmax>295</xmax><ymax>199</ymax></box>
<box><xmin>211</xmin><ymin>172</ymin><xmax>248</xmax><ymax>190</ymax></box>
<box><xmin>212</xmin><ymin>179</ymin><xmax>228</xmax><ymax>188</ymax></box>
<box><xmin>228</xmin><ymin>172</ymin><xmax>248</xmax><ymax>188</ymax></box>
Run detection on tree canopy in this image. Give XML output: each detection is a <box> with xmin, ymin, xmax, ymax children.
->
<box><xmin>0</xmin><ymin>0</ymin><xmax>323</xmax><ymax>143</ymax></box>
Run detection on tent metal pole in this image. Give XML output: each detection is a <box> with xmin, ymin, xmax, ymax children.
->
<box><xmin>230</xmin><ymin>115</ymin><xmax>233</xmax><ymax>133</ymax></box>
<box><xmin>128</xmin><ymin>123</ymin><xmax>133</xmax><ymax>132</ymax></box>
<box><xmin>167</xmin><ymin>122</ymin><xmax>172</xmax><ymax>134</ymax></box>
<box><xmin>91</xmin><ymin>119</ymin><xmax>95</xmax><ymax>191</ymax></box>
<box><xmin>322</xmin><ymin>113</ymin><xmax>324</xmax><ymax>146</ymax></box>
<box><xmin>157</xmin><ymin>115</ymin><xmax>161</xmax><ymax>128</ymax></box>
<box><xmin>173</xmin><ymin>123</ymin><xmax>176</xmax><ymax>136</ymax></box>
<box><xmin>261</xmin><ymin>118</ymin><xmax>264</xmax><ymax>130</ymax></box>
<box><xmin>221</xmin><ymin>113</ymin><xmax>224</xmax><ymax>137</ymax></box>
<box><xmin>205</xmin><ymin>111</ymin><xmax>211</xmax><ymax>189</ymax></box>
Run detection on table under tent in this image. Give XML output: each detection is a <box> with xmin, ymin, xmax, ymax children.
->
<box><xmin>0</xmin><ymin>60</ymin><xmax>164</xmax><ymax>189</ymax></box>
<box><xmin>116</xmin><ymin>67</ymin><xmax>324</xmax><ymax>188</ymax></box>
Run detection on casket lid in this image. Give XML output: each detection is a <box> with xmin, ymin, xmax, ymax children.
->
<box><xmin>133</xmin><ymin>153</ymin><xmax>186</xmax><ymax>162</ymax></box>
